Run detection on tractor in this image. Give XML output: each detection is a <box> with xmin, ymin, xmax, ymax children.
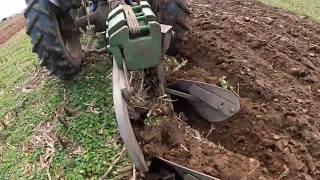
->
<box><xmin>24</xmin><ymin>0</ymin><xmax>240</xmax><ymax>179</ymax></box>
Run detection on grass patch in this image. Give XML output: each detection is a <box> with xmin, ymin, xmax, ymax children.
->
<box><xmin>0</xmin><ymin>29</ymin><xmax>129</xmax><ymax>179</ymax></box>
<box><xmin>259</xmin><ymin>0</ymin><xmax>320</xmax><ymax>21</ymax></box>
<box><xmin>144</xmin><ymin>116</ymin><xmax>170</xmax><ymax>126</ymax></box>
<box><xmin>0</xmin><ymin>30</ymin><xmax>38</xmax><ymax>119</ymax></box>
<box><xmin>51</xmin><ymin>57</ymin><xmax>130</xmax><ymax>179</ymax></box>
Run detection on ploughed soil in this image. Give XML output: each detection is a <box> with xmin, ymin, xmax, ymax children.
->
<box><xmin>136</xmin><ymin>0</ymin><xmax>320</xmax><ymax>179</ymax></box>
<box><xmin>0</xmin><ymin>14</ymin><xmax>26</xmax><ymax>45</ymax></box>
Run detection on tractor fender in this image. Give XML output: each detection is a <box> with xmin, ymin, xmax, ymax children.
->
<box><xmin>49</xmin><ymin>0</ymin><xmax>82</xmax><ymax>11</ymax></box>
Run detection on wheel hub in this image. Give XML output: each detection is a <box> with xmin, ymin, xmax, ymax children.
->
<box><xmin>53</xmin><ymin>7</ymin><xmax>81</xmax><ymax>65</ymax></box>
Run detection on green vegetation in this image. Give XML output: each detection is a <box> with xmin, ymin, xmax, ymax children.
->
<box><xmin>0</xmin><ymin>30</ymin><xmax>129</xmax><ymax>179</ymax></box>
<box><xmin>3</xmin><ymin>1</ymin><xmax>319</xmax><ymax>179</ymax></box>
<box><xmin>218</xmin><ymin>76</ymin><xmax>229</xmax><ymax>89</ymax></box>
<box><xmin>260</xmin><ymin>0</ymin><xmax>320</xmax><ymax>21</ymax></box>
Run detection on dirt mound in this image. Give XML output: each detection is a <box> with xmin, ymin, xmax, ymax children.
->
<box><xmin>137</xmin><ymin>0</ymin><xmax>320</xmax><ymax>179</ymax></box>
<box><xmin>0</xmin><ymin>14</ymin><xmax>26</xmax><ymax>45</ymax></box>
<box><xmin>136</xmin><ymin>120</ymin><xmax>265</xmax><ymax>179</ymax></box>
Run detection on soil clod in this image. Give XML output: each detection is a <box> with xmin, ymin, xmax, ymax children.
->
<box><xmin>136</xmin><ymin>0</ymin><xmax>320</xmax><ymax>179</ymax></box>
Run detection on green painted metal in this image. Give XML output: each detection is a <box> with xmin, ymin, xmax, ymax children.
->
<box><xmin>107</xmin><ymin>1</ymin><xmax>162</xmax><ymax>71</ymax></box>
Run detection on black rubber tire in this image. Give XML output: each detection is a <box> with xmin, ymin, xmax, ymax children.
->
<box><xmin>24</xmin><ymin>0</ymin><xmax>81</xmax><ymax>79</ymax></box>
<box><xmin>151</xmin><ymin>0</ymin><xmax>191</xmax><ymax>56</ymax></box>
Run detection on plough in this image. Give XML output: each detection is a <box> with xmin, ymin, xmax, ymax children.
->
<box><xmin>24</xmin><ymin>0</ymin><xmax>240</xmax><ymax>179</ymax></box>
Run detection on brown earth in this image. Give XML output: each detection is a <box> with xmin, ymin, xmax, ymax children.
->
<box><xmin>2</xmin><ymin>1</ymin><xmax>319</xmax><ymax>179</ymax></box>
<box><xmin>0</xmin><ymin>14</ymin><xmax>26</xmax><ymax>45</ymax></box>
<box><xmin>137</xmin><ymin>0</ymin><xmax>320</xmax><ymax>179</ymax></box>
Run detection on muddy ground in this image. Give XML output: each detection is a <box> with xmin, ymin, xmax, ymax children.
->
<box><xmin>136</xmin><ymin>0</ymin><xmax>320</xmax><ymax>179</ymax></box>
<box><xmin>0</xmin><ymin>14</ymin><xmax>26</xmax><ymax>45</ymax></box>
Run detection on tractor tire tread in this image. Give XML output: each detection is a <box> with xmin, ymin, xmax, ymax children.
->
<box><xmin>176</xmin><ymin>16</ymin><xmax>189</xmax><ymax>31</ymax></box>
<box><xmin>176</xmin><ymin>0</ymin><xmax>191</xmax><ymax>14</ymax></box>
<box><xmin>165</xmin><ymin>0</ymin><xmax>190</xmax><ymax>55</ymax></box>
<box><xmin>25</xmin><ymin>0</ymin><xmax>81</xmax><ymax>79</ymax></box>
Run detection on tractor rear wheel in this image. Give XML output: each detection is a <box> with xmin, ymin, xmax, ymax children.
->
<box><xmin>24</xmin><ymin>0</ymin><xmax>82</xmax><ymax>79</ymax></box>
<box><xmin>151</xmin><ymin>0</ymin><xmax>191</xmax><ymax>55</ymax></box>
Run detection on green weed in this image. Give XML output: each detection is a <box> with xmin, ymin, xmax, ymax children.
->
<box><xmin>0</xmin><ymin>30</ymin><xmax>129</xmax><ymax>179</ymax></box>
<box><xmin>259</xmin><ymin>0</ymin><xmax>320</xmax><ymax>21</ymax></box>
<box><xmin>144</xmin><ymin>116</ymin><xmax>170</xmax><ymax>126</ymax></box>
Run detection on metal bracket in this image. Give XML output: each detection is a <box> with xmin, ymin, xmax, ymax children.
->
<box><xmin>160</xmin><ymin>24</ymin><xmax>173</xmax><ymax>53</ymax></box>
<box><xmin>165</xmin><ymin>88</ymin><xmax>198</xmax><ymax>101</ymax></box>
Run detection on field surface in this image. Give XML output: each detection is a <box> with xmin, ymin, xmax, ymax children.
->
<box><xmin>1</xmin><ymin>0</ymin><xmax>320</xmax><ymax>179</ymax></box>
<box><xmin>0</xmin><ymin>14</ymin><xmax>26</xmax><ymax>45</ymax></box>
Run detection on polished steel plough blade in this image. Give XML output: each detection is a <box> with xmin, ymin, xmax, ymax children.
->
<box><xmin>166</xmin><ymin>79</ymin><xmax>241</xmax><ymax>122</ymax></box>
<box><xmin>112</xmin><ymin>58</ymin><xmax>148</xmax><ymax>172</ymax></box>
